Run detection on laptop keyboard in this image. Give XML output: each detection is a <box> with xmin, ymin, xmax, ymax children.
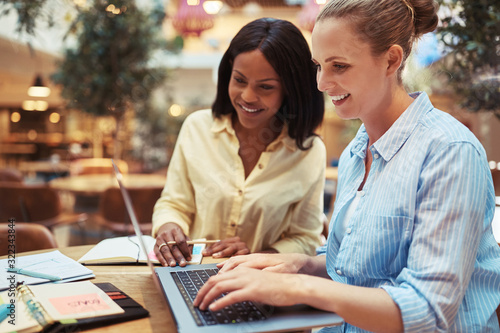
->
<box><xmin>171</xmin><ymin>268</ymin><xmax>267</xmax><ymax>326</ymax></box>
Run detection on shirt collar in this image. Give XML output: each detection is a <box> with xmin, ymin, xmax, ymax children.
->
<box><xmin>211</xmin><ymin>113</ymin><xmax>296</xmax><ymax>152</ymax></box>
<box><xmin>350</xmin><ymin>92</ymin><xmax>434</xmax><ymax>162</ymax></box>
<box><xmin>211</xmin><ymin>113</ymin><xmax>235</xmax><ymax>135</ymax></box>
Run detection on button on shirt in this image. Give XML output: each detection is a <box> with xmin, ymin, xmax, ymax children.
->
<box><xmin>325</xmin><ymin>92</ymin><xmax>500</xmax><ymax>332</ymax></box>
<box><xmin>152</xmin><ymin>109</ymin><xmax>326</xmax><ymax>255</ymax></box>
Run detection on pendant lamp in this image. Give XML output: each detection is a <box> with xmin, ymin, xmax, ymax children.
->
<box><xmin>27</xmin><ymin>74</ymin><xmax>51</xmax><ymax>98</ymax></box>
<box><xmin>172</xmin><ymin>0</ymin><xmax>215</xmax><ymax>37</ymax></box>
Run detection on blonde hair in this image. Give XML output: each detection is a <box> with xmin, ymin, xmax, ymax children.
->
<box><xmin>316</xmin><ymin>0</ymin><xmax>439</xmax><ymax>82</ymax></box>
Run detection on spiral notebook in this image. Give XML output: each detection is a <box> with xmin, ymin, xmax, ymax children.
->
<box><xmin>0</xmin><ymin>281</ymin><xmax>124</xmax><ymax>333</ymax></box>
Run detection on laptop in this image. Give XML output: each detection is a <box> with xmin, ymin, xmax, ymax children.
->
<box><xmin>111</xmin><ymin>160</ymin><xmax>343</xmax><ymax>333</ymax></box>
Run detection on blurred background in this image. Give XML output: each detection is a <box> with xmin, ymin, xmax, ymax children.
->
<box><xmin>0</xmin><ymin>0</ymin><xmax>498</xmax><ymax>247</ymax></box>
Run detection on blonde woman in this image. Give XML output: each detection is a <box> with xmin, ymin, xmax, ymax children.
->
<box><xmin>194</xmin><ymin>1</ymin><xmax>500</xmax><ymax>332</ymax></box>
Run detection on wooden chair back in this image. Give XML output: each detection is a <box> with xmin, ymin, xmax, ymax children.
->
<box><xmin>0</xmin><ymin>222</ymin><xmax>57</xmax><ymax>256</ymax></box>
<box><xmin>0</xmin><ymin>182</ymin><xmax>62</xmax><ymax>222</ymax></box>
<box><xmin>0</xmin><ymin>168</ymin><xmax>23</xmax><ymax>182</ymax></box>
<box><xmin>0</xmin><ymin>182</ymin><xmax>87</xmax><ymax>230</ymax></box>
<box><xmin>492</xmin><ymin>168</ymin><xmax>500</xmax><ymax>197</ymax></box>
<box><xmin>95</xmin><ymin>186</ymin><xmax>163</xmax><ymax>235</ymax></box>
<box><xmin>497</xmin><ymin>305</ymin><xmax>500</xmax><ymax>330</ymax></box>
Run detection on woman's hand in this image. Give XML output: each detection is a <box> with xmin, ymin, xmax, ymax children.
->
<box><xmin>154</xmin><ymin>223</ymin><xmax>192</xmax><ymax>267</ymax></box>
<box><xmin>202</xmin><ymin>236</ymin><xmax>250</xmax><ymax>258</ymax></box>
<box><xmin>193</xmin><ymin>267</ymin><xmax>306</xmax><ymax>311</ymax></box>
<box><xmin>216</xmin><ymin>252</ymin><xmax>312</xmax><ymax>274</ymax></box>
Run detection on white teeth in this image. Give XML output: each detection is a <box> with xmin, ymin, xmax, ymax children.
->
<box><xmin>332</xmin><ymin>93</ymin><xmax>350</xmax><ymax>101</ymax></box>
<box><xmin>241</xmin><ymin>105</ymin><xmax>261</xmax><ymax>113</ymax></box>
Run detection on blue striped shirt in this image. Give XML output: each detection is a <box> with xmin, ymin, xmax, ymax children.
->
<box><xmin>324</xmin><ymin>92</ymin><xmax>500</xmax><ymax>332</ymax></box>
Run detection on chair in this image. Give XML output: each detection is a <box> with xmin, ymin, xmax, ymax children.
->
<box><xmin>0</xmin><ymin>182</ymin><xmax>88</xmax><ymax>232</ymax></box>
<box><xmin>0</xmin><ymin>222</ymin><xmax>57</xmax><ymax>256</ymax></box>
<box><xmin>0</xmin><ymin>168</ymin><xmax>23</xmax><ymax>182</ymax></box>
<box><xmin>70</xmin><ymin>158</ymin><xmax>128</xmax><ymax>176</ymax></box>
<box><xmin>492</xmin><ymin>168</ymin><xmax>500</xmax><ymax>197</ymax></box>
<box><xmin>94</xmin><ymin>186</ymin><xmax>163</xmax><ymax>236</ymax></box>
<box><xmin>497</xmin><ymin>305</ymin><xmax>500</xmax><ymax>330</ymax></box>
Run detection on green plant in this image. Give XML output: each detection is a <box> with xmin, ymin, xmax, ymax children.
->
<box><xmin>51</xmin><ymin>0</ymin><xmax>167</xmax><ymax>116</ymax></box>
<box><xmin>0</xmin><ymin>0</ymin><xmax>55</xmax><ymax>35</ymax></box>
<box><xmin>2</xmin><ymin>0</ymin><xmax>184</xmax><ymax>167</ymax></box>
<box><xmin>50</xmin><ymin>0</ymin><xmax>171</xmax><ymax>158</ymax></box>
<box><xmin>436</xmin><ymin>0</ymin><xmax>499</xmax><ymax>118</ymax></box>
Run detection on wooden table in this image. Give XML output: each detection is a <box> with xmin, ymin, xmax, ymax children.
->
<box><xmin>49</xmin><ymin>174</ymin><xmax>166</xmax><ymax>196</ymax></box>
<box><xmin>18</xmin><ymin>160</ymin><xmax>71</xmax><ymax>182</ymax></box>
<box><xmin>18</xmin><ymin>160</ymin><xmax>70</xmax><ymax>175</ymax></box>
<box><xmin>3</xmin><ymin>245</ymin><xmax>222</xmax><ymax>333</ymax></box>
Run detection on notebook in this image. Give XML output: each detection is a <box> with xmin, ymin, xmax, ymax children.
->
<box><xmin>77</xmin><ymin>235</ymin><xmax>205</xmax><ymax>265</ymax></box>
<box><xmin>46</xmin><ymin>282</ymin><xmax>149</xmax><ymax>333</ymax></box>
<box><xmin>111</xmin><ymin>160</ymin><xmax>344</xmax><ymax>333</ymax></box>
<box><xmin>0</xmin><ymin>250</ymin><xmax>95</xmax><ymax>291</ymax></box>
<box><xmin>0</xmin><ymin>281</ymin><xmax>124</xmax><ymax>333</ymax></box>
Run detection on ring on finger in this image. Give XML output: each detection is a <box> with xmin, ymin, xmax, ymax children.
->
<box><xmin>158</xmin><ymin>243</ymin><xmax>168</xmax><ymax>251</ymax></box>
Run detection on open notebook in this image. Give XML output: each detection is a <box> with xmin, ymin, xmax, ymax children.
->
<box><xmin>109</xmin><ymin>160</ymin><xmax>344</xmax><ymax>332</ymax></box>
<box><xmin>77</xmin><ymin>235</ymin><xmax>205</xmax><ymax>265</ymax></box>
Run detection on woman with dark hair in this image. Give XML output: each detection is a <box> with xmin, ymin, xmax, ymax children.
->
<box><xmin>153</xmin><ymin>18</ymin><xmax>326</xmax><ymax>267</ymax></box>
<box><xmin>212</xmin><ymin>18</ymin><xmax>324</xmax><ymax>150</ymax></box>
<box><xmin>194</xmin><ymin>1</ymin><xmax>500</xmax><ymax>332</ymax></box>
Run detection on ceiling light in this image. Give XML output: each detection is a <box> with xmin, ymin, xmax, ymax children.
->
<box><xmin>27</xmin><ymin>74</ymin><xmax>51</xmax><ymax>97</ymax></box>
<box><xmin>168</xmin><ymin>104</ymin><xmax>184</xmax><ymax>117</ymax></box>
<box><xmin>11</xmin><ymin>112</ymin><xmax>21</xmax><ymax>123</ymax></box>
<box><xmin>49</xmin><ymin>112</ymin><xmax>61</xmax><ymax>124</ymax></box>
<box><xmin>203</xmin><ymin>0</ymin><xmax>223</xmax><ymax>14</ymax></box>
<box><xmin>22</xmin><ymin>100</ymin><xmax>49</xmax><ymax>111</ymax></box>
<box><xmin>242</xmin><ymin>2</ymin><xmax>262</xmax><ymax>16</ymax></box>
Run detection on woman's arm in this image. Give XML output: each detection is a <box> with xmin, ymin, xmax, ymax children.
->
<box><xmin>217</xmin><ymin>252</ymin><xmax>330</xmax><ymax>277</ymax></box>
<box><xmin>383</xmin><ymin>141</ymin><xmax>492</xmax><ymax>331</ymax></box>
<box><xmin>196</xmin><ymin>253</ymin><xmax>403</xmax><ymax>332</ymax></box>
<box><xmin>152</xmin><ymin>120</ymin><xmax>196</xmax><ymax>266</ymax></box>
<box><xmin>193</xmin><ymin>267</ymin><xmax>403</xmax><ymax>333</ymax></box>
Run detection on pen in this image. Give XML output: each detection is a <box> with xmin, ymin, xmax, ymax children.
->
<box><xmin>6</xmin><ymin>268</ymin><xmax>62</xmax><ymax>281</ymax></box>
<box><xmin>0</xmin><ymin>304</ymin><xmax>9</xmax><ymax>323</ymax></box>
<box><xmin>166</xmin><ymin>240</ymin><xmax>220</xmax><ymax>245</ymax></box>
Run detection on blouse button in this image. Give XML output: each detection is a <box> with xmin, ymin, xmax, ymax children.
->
<box><xmin>231</xmin><ymin>223</ymin><xmax>236</xmax><ymax>227</ymax></box>
<box><xmin>258</xmin><ymin>163</ymin><xmax>264</xmax><ymax>169</ymax></box>
<box><xmin>374</xmin><ymin>153</ymin><xmax>380</xmax><ymax>159</ymax></box>
<box><xmin>346</xmin><ymin>227</ymin><xmax>352</xmax><ymax>234</ymax></box>
<box><xmin>336</xmin><ymin>269</ymin><xmax>342</xmax><ymax>276</ymax></box>
<box><xmin>238</xmin><ymin>190</ymin><xmax>243</xmax><ymax>195</ymax></box>
<box><xmin>359</xmin><ymin>191</ymin><xmax>365</xmax><ymax>197</ymax></box>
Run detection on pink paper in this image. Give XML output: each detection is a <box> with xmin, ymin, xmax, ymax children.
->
<box><xmin>49</xmin><ymin>293</ymin><xmax>111</xmax><ymax>315</ymax></box>
<box><xmin>148</xmin><ymin>249</ymin><xmax>158</xmax><ymax>260</ymax></box>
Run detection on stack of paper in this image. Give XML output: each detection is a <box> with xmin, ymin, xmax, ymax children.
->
<box><xmin>0</xmin><ymin>251</ymin><xmax>94</xmax><ymax>291</ymax></box>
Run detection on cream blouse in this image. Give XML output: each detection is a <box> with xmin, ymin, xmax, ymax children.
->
<box><xmin>152</xmin><ymin>109</ymin><xmax>326</xmax><ymax>255</ymax></box>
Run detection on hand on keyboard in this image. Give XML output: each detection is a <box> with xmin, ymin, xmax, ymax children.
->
<box><xmin>217</xmin><ymin>252</ymin><xmax>311</xmax><ymax>274</ymax></box>
<box><xmin>193</xmin><ymin>266</ymin><xmax>303</xmax><ymax>312</ymax></box>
